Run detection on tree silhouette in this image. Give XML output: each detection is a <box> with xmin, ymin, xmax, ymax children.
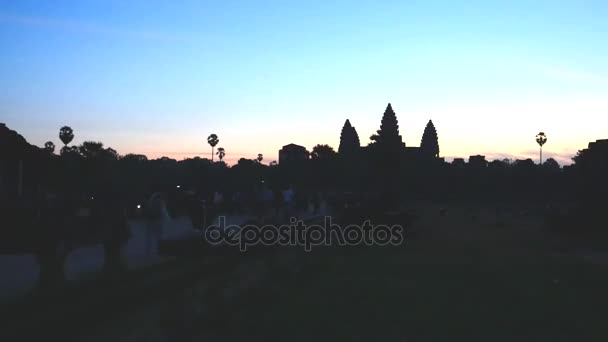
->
<box><xmin>76</xmin><ymin>141</ymin><xmax>119</xmax><ymax>163</ymax></box>
<box><xmin>216</xmin><ymin>147</ymin><xmax>226</xmax><ymax>162</ymax></box>
<box><xmin>311</xmin><ymin>144</ymin><xmax>337</xmax><ymax>160</ymax></box>
<box><xmin>489</xmin><ymin>159</ymin><xmax>509</xmax><ymax>168</ymax></box>
<box><xmin>105</xmin><ymin>147</ymin><xmax>119</xmax><ymax>160</ymax></box>
<box><xmin>237</xmin><ymin>158</ymin><xmax>256</xmax><ymax>167</ymax></box>
<box><xmin>59</xmin><ymin>126</ymin><xmax>74</xmax><ymax>148</ymax></box>
<box><xmin>514</xmin><ymin>158</ymin><xmax>536</xmax><ymax>169</ymax></box>
<box><xmin>257</xmin><ymin>153</ymin><xmax>263</xmax><ymax>163</ymax></box>
<box><xmin>122</xmin><ymin>154</ymin><xmax>148</xmax><ymax>162</ymax></box>
<box><xmin>420</xmin><ymin>120</ymin><xmax>439</xmax><ymax>158</ymax></box>
<box><xmin>78</xmin><ymin>141</ymin><xmax>105</xmax><ymax>159</ymax></box>
<box><xmin>44</xmin><ymin>141</ymin><xmax>55</xmax><ymax>154</ymax></box>
<box><xmin>536</xmin><ymin>132</ymin><xmax>547</xmax><ymax>164</ymax></box>
<box><xmin>207</xmin><ymin>134</ymin><xmax>219</xmax><ymax>161</ymax></box>
<box><xmin>543</xmin><ymin>158</ymin><xmax>560</xmax><ymax>170</ymax></box>
<box><xmin>338</xmin><ymin>119</ymin><xmax>361</xmax><ymax>154</ymax></box>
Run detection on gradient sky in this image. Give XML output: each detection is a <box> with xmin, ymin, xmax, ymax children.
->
<box><xmin>1</xmin><ymin>0</ymin><xmax>607</xmax><ymax>165</ymax></box>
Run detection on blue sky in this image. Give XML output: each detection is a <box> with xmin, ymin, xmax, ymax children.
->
<box><xmin>1</xmin><ymin>0</ymin><xmax>607</xmax><ymax>164</ymax></box>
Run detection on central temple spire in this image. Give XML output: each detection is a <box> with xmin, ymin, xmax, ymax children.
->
<box><xmin>370</xmin><ymin>103</ymin><xmax>405</xmax><ymax>149</ymax></box>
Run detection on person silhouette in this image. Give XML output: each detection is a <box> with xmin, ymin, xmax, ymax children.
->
<box><xmin>256</xmin><ymin>182</ymin><xmax>274</xmax><ymax>222</ymax></box>
<box><xmin>312</xmin><ymin>191</ymin><xmax>321</xmax><ymax>215</ymax></box>
<box><xmin>282</xmin><ymin>185</ymin><xmax>295</xmax><ymax>220</ymax></box>
<box><xmin>231</xmin><ymin>190</ymin><xmax>242</xmax><ymax>215</ymax></box>
<box><xmin>144</xmin><ymin>192</ymin><xmax>167</xmax><ymax>255</ymax></box>
<box><xmin>213</xmin><ymin>190</ymin><xmax>224</xmax><ymax>210</ymax></box>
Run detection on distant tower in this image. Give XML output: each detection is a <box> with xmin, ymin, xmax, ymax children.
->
<box><xmin>420</xmin><ymin>120</ymin><xmax>440</xmax><ymax>158</ymax></box>
<box><xmin>338</xmin><ymin>119</ymin><xmax>361</xmax><ymax>154</ymax></box>
<box><xmin>370</xmin><ymin>103</ymin><xmax>405</xmax><ymax>149</ymax></box>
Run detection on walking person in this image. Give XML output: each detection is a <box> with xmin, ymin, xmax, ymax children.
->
<box><xmin>312</xmin><ymin>191</ymin><xmax>321</xmax><ymax>215</ymax></box>
<box><xmin>144</xmin><ymin>192</ymin><xmax>167</xmax><ymax>255</ymax></box>
<box><xmin>213</xmin><ymin>190</ymin><xmax>224</xmax><ymax>212</ymax></box>
<box><xmin>254</xmin><ymin>182</ymin><xmax>273</xmax><ymax>223</ymax></box>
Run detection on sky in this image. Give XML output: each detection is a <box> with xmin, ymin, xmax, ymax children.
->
<box><xmin>1</xmin><ymin>0</ymin><xmax>607</xmax><ymax>165</ymax></box>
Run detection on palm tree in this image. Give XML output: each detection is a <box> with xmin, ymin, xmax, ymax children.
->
<box><xmin>59</xmin><ymin>126</ymin><xmax>74</xmax><ymax>148</ymax></box>
<box><xmin>44</xmin><ymin>141</ymin><xmax>55</xmax><ymax>154</ymax></box>
<box><xmin>207</xmin><ymin>134</ymin><xmax>219</xmax><ymax>161</ymax></box>
<box><xmin>536</xmin><ymin>132</ymin><xmax>547</xmax><ymax>164</ymax></box>
<box><xmin>257</xmin><ymin>153</ymin><xmax>263</xmax><ymax>164</ymax></box>
<box><xmin>216</xmin><ymin>147</ymin><xmax>226</xmax><ymax>162</ymax></box>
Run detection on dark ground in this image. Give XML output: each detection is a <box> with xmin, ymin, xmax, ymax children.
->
<box><xmin>4</xmin><ymin>201</ymin><xmax>608</xmax><ymax>342</ymax></box>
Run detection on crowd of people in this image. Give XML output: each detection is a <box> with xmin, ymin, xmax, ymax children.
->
<box><xmin>209</xmin><ymin>183</ymin><xmax>326</xmax><ymax>223</ymax></box>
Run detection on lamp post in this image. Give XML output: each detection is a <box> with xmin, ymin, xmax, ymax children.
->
<box><xmin>536</xmin><ymin>132</ymin><xmax>547</xmax><ymax>165</ymax></box>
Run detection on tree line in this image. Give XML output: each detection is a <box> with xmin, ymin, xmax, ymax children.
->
<box><xmin>31</xmin><ymin>124</ymin><xmax>598</xmax><ymax>211</ymax></box>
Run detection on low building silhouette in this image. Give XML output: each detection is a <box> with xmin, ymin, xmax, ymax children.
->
<box><xmin>468</xmin><ymin>155</ymin><xmax>487</xmax><ymax>168</ymax></box>
<box><xmin>279</xmin><ymin>144</ymin><xmax>309</xmax><ymax>164</ymax></box>
<box><xmin>452</xmin><ymin>158</ymin><xmax>466</xmax><ymax>167</ymax></box>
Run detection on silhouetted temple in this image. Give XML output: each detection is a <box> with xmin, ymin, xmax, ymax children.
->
<box><xmin>575</xmin><ymin>139</ymin><xmax>608</xmax><ymax>198</ymax></box>
<box><xmin>407</xmin><ymin>119</ymin><xmax>443</xmax><ymax>162</ymax></box>
<box><xmin>338</xmin><ymin>119</ymin><xmax>361</xmax><ymax>154</ymax></box>
<box><xmin>278</xmin><ymin>144</ymin><xmax>309</xmax><ymax>164</ymax></box>
<box><xmin>369</xmin><ymin>103</ymin><xmax>406</xmax><ymax>151</ymax></box>
<box><xmin>578</xmin><ymin>139</ymin><xmax>608</xmax><ymax>169</ymax></box>
<box><xmin>420</xmin><ymin>120</ymin><xmax>440</xmax><ymax>158</ymax></box>
<box><xmin>354</xmin><ymin>104</ymin><xmax>443</xmax><ymax>162</ymax></box>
